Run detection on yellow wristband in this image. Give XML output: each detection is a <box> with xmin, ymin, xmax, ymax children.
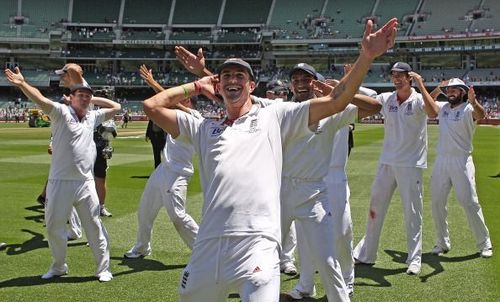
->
<box><xmin>181</xmin><ymin>85</ymin><xmax>190</xmax><ymax>98</ymax></box>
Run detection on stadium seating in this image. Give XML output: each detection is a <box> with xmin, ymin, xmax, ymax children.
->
<box><xmin>222</xmin><ymin>0</ymin><xmax>271</xmax><ymax>24</ymax></box>
<box><xmin>123</xmin><ymin>0</ymin><xmax>172</xmax><ymax>24</ymax></box>
<box><xmin>373</xmin><ymin>0</ymin><xmax>419</xmax><ymax>36</ymax></box>
<box><xmin>72</xmin><ymin>0</ymin><xmax>121</xmax><ymax>23</ymax></box>
<box><xmin>21</xmin><ymin>0</ymin><xmax>68</xmax><ymax>26</ymax></box>
<box><xmin>469</xmin><ymin>0</ymin><xmax>500</xmax><ymax>33</ymax></box>
<box><xmin>172</xmin><ymin>0</ymin><xmax>222</xmax><ymax>24</ymax></box>
<box><xmin>323</xmin><ymin>0</ymin><xmax>376</xmax><ymax>38</ymax></box>
<box><xmin>0</xmin><ymin>0</ymin><xmax>17</xmax><ymax>24</ymax></box>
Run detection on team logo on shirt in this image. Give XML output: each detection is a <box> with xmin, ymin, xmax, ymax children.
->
<box><xmin>249</xmin><ymin>118</ymin><xmax>258</xmax><ymax>133</ymax></box>
<box><xmin>443</xmin><ymin>110</ymin><xmax>449</xmax><ymax>118</ymax></box>
<box><xmin>388</xmin><ymin>105</ymin><xmax>398</xmax><ymax>112</ymax></box>
<box><xmin>405</xmin><ymin>103</ymin><xmax>414</xmax><ymax>115</ymax></box>
<box><xmin>452</xmin><ymin>111</ymin><xmax>461</xmax><ymax>121</ymax></box>
<box><xmin>209</xmin><ymin>126</ymin><xmax>224</xmax><ymax>137</ymax></box>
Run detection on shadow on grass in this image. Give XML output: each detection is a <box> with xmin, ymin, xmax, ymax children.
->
<box><xmin>111</xmin><ymin>256</ymin><xmax>186</xmax><ymax>277</ymax></box>
<box><xmin>4</xmin><ymin>229</ymin><xmax>86</xmax><ymax>255</ymax></box>
<box><xmin>130</xmin><ymin>175</ymin><xmax>150</xmax><ymax>179</ymax></box>
<box><xmin>24</xmin><ymin>204</ymin><xmax>45</xmax><ymax>224</ymax></box>
<box><xmin>419</xmin><ymin>252</ymin><xmax>479</xmax><ymax>282</ymax></box>
<box><xmin>0</xmin><ymin>275</ymin><xmax>97</xmax><ymax>287</ymax></box>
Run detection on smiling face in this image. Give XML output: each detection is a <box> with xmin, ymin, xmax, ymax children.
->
<box><xmin>390</xmin><ymin>71</ymin><xmax>411</xmax><ymax>91</ymax></box>
<box><xmin>290</xmin><ymin>70</ymin><xmax>316</xmax><ymax>102</ymax></box>
<box><xmin>69</xmin><ymin>89</ymin><xmax>92</xmax><ymax>119</ymax></box>
<box><xmin>445</xmin><ymin>86</ymin><xmax>466</xmax><ymax>106</ymax></box>
<box><xmin>217</xmin><ymin>65</ymin><xmax>255</xmax><ymax>108</ymax></box>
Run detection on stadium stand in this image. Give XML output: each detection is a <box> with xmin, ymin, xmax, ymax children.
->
<box><xmin>269</xmin><ymin>0</ymin><xmax>325</xmax><ymax>39</ymax></box>
<box><xmin>373</xmin><ymin>0</ymin><xmax>420</xmax><ymax>36</ymax></box>
<box><xmin>21</xmin><ymin>0</ymin><xmax>68</xmax><ymax>26</ymax></box>
<box><xmin>469</xmin><ymin>0</ymin><xmax>500</xmax><ymax>33</ymax></box>
<box><xmin>172</xmin><ymin>0</ymin><xmax>222</xmax><ymax>24</ymax></box>
<box><xmin>222</xmin><ymin>0</ymin><xmax>271</xmax><ymax>25</ymax></box>
<box><xmin>123</xmin><ymin>0</ymin><xmax>172</xmax><ymax>25</ymax></box>
<box><xmin>322</xmin><ymin>0</ymin><xmax>376</xmax><ymax>38</ymax></box>
<box><xmin>72</xmin><ymin>0</ymin><xmax>121</xmax><ymax>24</ymax></box>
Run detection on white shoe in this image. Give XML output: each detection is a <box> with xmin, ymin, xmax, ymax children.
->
<box><xmin>406</xmin><ymin>262</ymin><xmax>421</xmax><ymax>275</ymax></box>
<box><xmin>480</xmin><ymin>248</ymin><xmax>493</xmax><ymax>258</ymax></box>
<box><xmin>41</xmin><ymin>264</ymin><xmax>68</xmax><ymax>279</ymax></box>
<box><xmin>347</xmin><ymin>283</ymin><xmax>354</xmax><ymax>297</ymax></box>
<box><xmin>287</xmin><ymin>287</ymin><xmax>317</xmax><ymax>300</ymax></box>
<box><xmin>100</xmin><ymin>206</ymin><xmax>112</xmax><ymax>217</ymax></box>
<box><xmin>123</xmin><ymin>248</ymin><xmax>151</xmax><ymax>259</ymax></box>
<box><xmin>98</xmin><ymin>271</ymin><xmax>113</xmax><ymax>282</ymax></box>
<box><xmin>431</xmin><ymin>245</ymin><xmax>450</xmax><ymax>255</ymax></box>
<box><xmin>280</xmin><ymin>262</ymin><xmax>297</xmax><ymax>275</ymax></box>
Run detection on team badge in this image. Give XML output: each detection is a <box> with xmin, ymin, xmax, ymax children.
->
<box><xmin>405</xmin><ymin>103</ymin><xmax>413</xmax><ymax>115</ymax></box>
<box><xmin>388</xmin><ymin>105</ymin><xmax>398</xmax><ymax>112</ymax></box>
<box><xmin>249</xmin><ymin>118</ymin><xmax>258</xmax><ymax>133</ymax></box>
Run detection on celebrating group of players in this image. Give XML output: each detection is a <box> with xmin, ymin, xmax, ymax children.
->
<box><xmin>3</xmin><ymin>17</ymin><xmax>493</xmax><ymax>302</ymax></box>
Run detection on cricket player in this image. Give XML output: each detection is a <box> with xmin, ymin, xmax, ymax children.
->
<box><xmin>429</xmin><ymin>78</ymin><xmax>493</xmax><ymax>258</ymax></box>
<box><xmin>4</xmin><ymin>67</ymin><xmax>121</xmax><ymax>282</ymax></box>
<box><xmin>283</xmin><ymin>64</ymin><xmax>381</xmax><ymax>300</ymax></box>
<box><xmin>143</xmin><ymin>18</ymin><xmax>398</xmax><ymax>302</ymax></box>
<box><xmin>124</xmin><ymin>65</ymin><xmax>200</xmax><ymax>257</ymax></box>
<box><xmin>353</xmin><ymin>63</ymin><xmax>439</xmax><ymax>275</ymax></box>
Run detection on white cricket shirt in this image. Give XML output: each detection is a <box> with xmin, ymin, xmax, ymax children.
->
<box><xmin>48</xmin><ymin>102</ymin><xmax>105</xmax><ymax>180</ymax></box>
<box><xmin>282</xmin><ymin>104</ymin><xmax>358</xmax><ymax>179</ymax></box>
<box><xmin>435</xmin><ymin>101</ymin><xmax>476</xmax><ymax>157</ymax></box>
<box><xmin>176</xmin><ymin>101</ymin><xmax>311</xmax><ymax>243</ymax></box>
<box><xmin>329</xmin><ymin>125</ymin><xmax>350</xmax><ymax>170</ymax></box>
<box><xmin>161</xmin><ymin>109</ymin><xmax>202</xmax><ymax>176</ymax></box>
<box><xmin>378</xmin><ymin>88</ymin><xmax>428</xmax><ymax>168</ymax></box>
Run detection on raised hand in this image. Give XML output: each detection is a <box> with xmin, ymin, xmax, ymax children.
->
<box><xmin>312</xmin><ymin>80</ymin><xmax>334</xmax><ymax>97</ymax></box>
<box><xmin>175</xmin><ymin>46</ymin><xmax>207</xmax><ymax>77</ymax></box>
<box><xmin>468</xmin><ymin>86</ymin><xmax>476</xmax><ymax>104</ymax></box>
<box><xmin>4</xmin><ymin>67</ymin><xmax>24</xmax><ymax>86</ymax></box>
<box><xmin>139</xmin><ymin>64</ymin><xmax>155</xmax><ymax>82</ymax></box>
<box><xmin>197</xmin><ymin>75</ymin><xmax>222</xmax><ymax>102</ymax></box>
<box><xmin>361</xmin><ymin>18</ymin><xmax>398</xmax><ymax>60</ymax></box>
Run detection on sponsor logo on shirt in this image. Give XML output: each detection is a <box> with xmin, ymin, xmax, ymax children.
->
<box><xmin>209</xmin><ymin>126</ymin><xmax>224</xmax><ymax>137</ymax></box>
<box><xmin>249</xmin><ymin>118</ymin><xmax>258</xmax><ymax>133</ymax></box>
<box><xmin>388</xmin><ymin>105</ymin><xmax>398</xmax><ymax>112</ymax></box>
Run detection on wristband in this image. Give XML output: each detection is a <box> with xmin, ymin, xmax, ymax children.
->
<box><xmin>181</xmin><ymin>85</ymin><xmax>190</xmax><ymax>98</ymax></box>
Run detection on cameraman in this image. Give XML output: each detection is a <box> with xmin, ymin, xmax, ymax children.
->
<box><xmin>93</xmin><ymin>88</ymin><xmax>117</xmax><ymax>217</ymax></box>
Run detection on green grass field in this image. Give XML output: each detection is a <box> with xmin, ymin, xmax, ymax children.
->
<box><xmin>0</xmin><ymin>122</ymin><xmax>498</xmax><ymax>301</ymax></box>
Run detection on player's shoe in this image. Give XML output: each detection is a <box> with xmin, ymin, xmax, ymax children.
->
<box><xmin>0</xmin><ymin>242</ymin><xmax>7</xmax><ymax>250</ymax></box>
<box><xmin>97</xmin><ymin>271</ymin><xmax>113</xmax><ymax>282</ymax></box>
<box><xmin>287</xmin><ymin>287</ymin><xmax>317</xmax><ymax>300</ymax></box>
<box><xmin>280</xmin><ymin>262</ymin><xmax>298</xmax><ymax>275</ymax></box>
<box><xmin>480</xmin><ymin>248</ymin><xmax>493</xmax><ymax>258</ymax></box>
<box><xmin>36</xmin><ymin>195</ymin><xmax>46</xmax><ymax>206</ymax></box>
<box><xmin>123</xmin><ymin>248</ymin><xmax>151</xmax><ymax>259</ymax></box>
<box><xmin>431</xmin><ymin>245</ymin><xmax>450</xmax><ymax>255</ymax></box>
<box><xmin>100</xmin><ymin>206</ymin><xmax>113</xmax><ymax>217</ymax></box>
<box><xmin>406</xmin><ymin>262</ymin><xmax>421</xmax><ymax>275</ymax></box>
<box><xmin>41</xmin><ymin>264</ymin><xmax>68</xmax><ymax>279</ymax></box>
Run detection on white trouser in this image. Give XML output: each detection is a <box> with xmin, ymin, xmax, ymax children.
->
<box><xmin>46</xmin><ymin>179</ymin><xmax>110</xmax><ymax>276</ymax></box>
<box><xmin>431</xmin><ymin>155</ymin><xmax>491</xmax><ymax>251</ymax></box>
<box><xmin>281</xmin><ymin>177</ymin><xmax>349</xmax><ymax>302</ymax></box>
<box><xmin>353</xmin><ymin>164</ymin><xmax>423</xmax><ymax>266</ymax></box>
<box><xmin>179</xmin><ymin>235</ymin><xmax>280</xmax><ymax>302</ymax></box>
<box><xmin>67</xmin><ymin>207</ymin><xmax>82</xmax><ymax>239</ymax></box>
<box><xmin>131</xmin><ymin>163</ymin><xmax>198</xmax><ymax>253</ymax></box>
<box><xmin>280</xmin><ymin>221</ymin><xmax>296</xmax><ymax>267</ymax></box>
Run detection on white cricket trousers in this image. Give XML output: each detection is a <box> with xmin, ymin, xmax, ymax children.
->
<box><xmin>45</xmin><ymin>179</ymin><xmax>110</xmax><ymax>276</ymax></box>
<box><xmin>179</xmin><ymin>235</ymin><xmax>280</xmax><ymax>302</ymax></box>
<box><xmin>281</xmin><ymin>177</ymin><xmax>349</xmax><ymax>302</ymax></box>
<box><xmin>431</xmin><ymin>155</ymin><xmax>491</xmax><ymax>251</ymax></box>
<box><xmin>280</xmin><ymin>221</ymin><xmax>297</xmax><ymax>267</ymax></box>
<box><xmin>131</xmin><ymin>164</ymin><xmax>198</xmax><ymax>254</ymax></box>
<box><xmin>353</xmin><ymin>164</ymin><xmax>423</xmax><ymax>266</ymax></box>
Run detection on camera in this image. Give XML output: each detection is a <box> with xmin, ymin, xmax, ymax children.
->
<box><xmin>102</xmin><ymin>146</ymin><xmax>114</xmax><ymax>160</ymax></box>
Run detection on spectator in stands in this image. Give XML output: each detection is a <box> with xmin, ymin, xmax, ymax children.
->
<box><xmin>122</xmin><ymin>110</ymin><xmax>130</xmax><ymax>128</ymax></box>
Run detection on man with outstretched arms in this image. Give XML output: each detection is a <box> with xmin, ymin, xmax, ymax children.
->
<box><xmin>353</xmin><ymin>63</ymin><xmax>439</xmax><ymax>275</ymax></box>
<box><xmin>124</xmin><ymin>65</ymin><xmax>201</xmax><ymax>258</ymax></box>
<box><xmin>428</xmin><ymin>78</ymin><xmax>492</xmax><ymax>258</ymax></box>
<box><xmin>4</xmin><ymin>67</ymin><xmax>121</xmax><ymax>282</ymax></box>
<box><xmin>144</xmin><ymin>18</ymin><xmax>397</xmax><ymax>301</ymax></box>
<box><xmin>282</xmin><ymin>64</ymin><xmax>381</xmax><ymax>301</ymax></box>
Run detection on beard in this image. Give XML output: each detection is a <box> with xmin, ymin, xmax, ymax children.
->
<box><xmin>447</xmin><ymin>95</ymin><xmax>465</xmax><ymax>106</ymax></box>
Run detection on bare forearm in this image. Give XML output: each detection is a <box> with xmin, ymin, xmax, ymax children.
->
<box><xmin>145</xmin><ymin>78</ymin><xmax>165</xmax><ymax>93</ymax></box>
<box><xmin>415</xmin><ymin>81</ymin><xmax>439</xmax><ymax>118</ymax></box>
<box><xmin>144</xmin><ymin>82</ymin><xmax>196</xmax><ymax>112</ymax></box>
<box><xmin>351</xmin><ymin>94</ymin><xmax>381</xmax><ymax>118</ymax></box>
<box><xmin>471</xmin><ymin>101</ymin><xmax>486</xmax><ymax>120</ymax></box>
<box><xmin>91</xmin><ymin>97</ymin><xmax>121</xmax><ymax>110</ymax></box>
<box><xmin>19</xmin><ymin>82</ymin><xmax>53</xmax><ymax>112</ymax></box>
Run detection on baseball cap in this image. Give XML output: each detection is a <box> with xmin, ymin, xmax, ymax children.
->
<box><xmin>289</xmin><ymin>63</ymin><xmax>318</xmax><ymax>79</ymax></box>
<box><xmin>315</xmin><ymin>72</ymin><xmax>326</xmax><ymax>82</ymax></box>
<box><xmin>55</xmin><ymin>64</ymin><xmax>70</xmax><ymax>75</ymax></box>
<box><xmin>441</xmin><ymin>78</ymin><xmax>469</xmax><ymax>92</ymax></box>
<box><xmin>266</xmin><ymin>79</ymin><xmax>288</xmax><ymax>94</ymax></box>
<box><xmin>391</xmin><ymin>62</ymin><xmax>412</xmax><ymax>72</ymax></box>
<box><xmin>217</xmin><ymin>58</ymin><xmax>255</xmax><ymax>80</ymax></box>
<box><xmin>69</xmin><ymin>82</ymin><xmax>93</xmax><ymax>94</ymax></box>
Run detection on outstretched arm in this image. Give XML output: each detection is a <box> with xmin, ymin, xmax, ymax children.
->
<box><xmin>351</xmin><ymin>94</ymin><xmax>382</xmax><ymax>118</ymax></box>
<box><xmin>4</xmin><ymin>67</ymin><xmax>54</xmax><ymax>113</ymax></box>
<box><xmin>308</xmin><ymin>18</ymin><xmax>398</xmax><ymax>125</ymax></box>
<box><xmin>175</xmin><ymin>46</ymin><xmax>213</xmax><ymax>77</ymax></box>
<box><xmin>409</xmin><ymin>71</ymin><xmax>439</xmax><ymax>118</ymax></box>
<box><xmin>468</xmin><ymin>86</ymin><xmax>485</xmax><ymax>120</ymax></box>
